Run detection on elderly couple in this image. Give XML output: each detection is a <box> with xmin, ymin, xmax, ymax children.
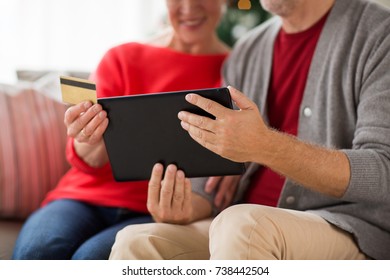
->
<box><xmin>13</xmin><ymin>0</ymin><xmax>390</xmax><ymax>260</ymax></box>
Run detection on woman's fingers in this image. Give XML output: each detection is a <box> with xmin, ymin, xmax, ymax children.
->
<box><xmin>64</xmin><ymin>102</ymin><xmax>108</xmax><ymax>144</ymax></box>
<box><xmin>147</xmin><ymin>164</ymin><xmax>192</xmax><ymax>223</ymax></box>
<box><xmin>147</xmin><ymin>163</ymin><xmax>164</xmax><ymax>213</ymax></box>
<box><xmin>159</xmin><ymin>164</ymin><xmax>176</xmax><ymax>210</ymax></box>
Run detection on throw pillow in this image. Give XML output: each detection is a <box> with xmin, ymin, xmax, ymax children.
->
<box><xmin>0</xmin><ymin>83</ymin><xmax>69</xmax><ymax>219</ymax></box>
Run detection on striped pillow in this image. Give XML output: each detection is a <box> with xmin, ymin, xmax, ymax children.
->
<box><xmin>0</xmin><ymin>84</ymin><xmax>69</xmax><ymax>219</ymax></box>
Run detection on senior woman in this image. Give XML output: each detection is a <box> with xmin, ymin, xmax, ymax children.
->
<box><xmin>13</xmin><ymin>0</ymin><xmax>229</xmax><ymax>260</ymax></box>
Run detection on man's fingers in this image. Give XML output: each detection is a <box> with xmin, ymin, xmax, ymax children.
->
<box><xmin>227</xmin><ymin>86</ymin><xmax>254</xmax><ymax>110</ymax></box>
<box><xmin>184</xmin><ymin>93</ymin><xmax>228</xmax><ymax>118</ymax></box>
<box><xmin>178</xmin><ymin>111</ymin><xmax>215</xmax><ymax>132</ymax></box>
<box><xmin>180</xmin><ymin>120</ymin><xmax>218</xmax><ymax>152</ymax></box>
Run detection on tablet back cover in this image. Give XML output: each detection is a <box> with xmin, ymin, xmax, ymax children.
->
<box><xmin>98</xmin><ymin>87</ymin><xmax>245</xmax><ymax>181</ymax></box>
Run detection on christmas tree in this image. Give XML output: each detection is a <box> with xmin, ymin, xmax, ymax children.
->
<box><xmin>218</xmin><ymin>0</ymin><xmax>271</xmax><ymax>46</ymax></box>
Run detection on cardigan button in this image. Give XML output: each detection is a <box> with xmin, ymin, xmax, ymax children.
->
<box><xmin>303</xmin><ymin>107</ymin><xmax>312</xmax><ymax>117</ymax></box>
<box><xmin>286</xmin><ymin>196</ymin><xmax>296</xmax><ymax>204</ymax></box>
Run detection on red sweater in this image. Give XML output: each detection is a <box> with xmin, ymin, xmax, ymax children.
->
<box><xmin>42</xmin><ymin>43</ymin><xmax>227</xmax><ymax>213</ymax></box>
<box><xmin>245</xmin><ymin>13</ymin><xmax>329</xmax><ymax>206</ymax></box>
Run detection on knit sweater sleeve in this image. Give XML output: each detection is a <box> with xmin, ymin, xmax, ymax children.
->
<box><xmin>65</xmin><ymin>137</ymin><xmax>111</xmax><ymax>174</ymax></box>
<box><xmin>341</xmin><ymin>13</ymin><xmax>390</xmax><ymax>203</ymax></box>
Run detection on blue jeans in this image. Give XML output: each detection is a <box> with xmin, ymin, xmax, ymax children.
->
<box><xmin>12</xmin><ymin>199</ymin><xmax>153</xmax><ymax>260</ymax></box>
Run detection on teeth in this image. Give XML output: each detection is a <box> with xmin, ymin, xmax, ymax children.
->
<box><xmin>182</xmin><ymin>19</ymin><xmax>202</xmax><ymax>26</ymax></box>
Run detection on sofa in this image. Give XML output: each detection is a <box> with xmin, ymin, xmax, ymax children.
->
<box><xmin>0</xmin><ymin>71</ymin><xmax>88</xmax><ymax>259</ymax></box>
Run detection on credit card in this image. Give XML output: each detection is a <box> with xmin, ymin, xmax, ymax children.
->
<box><xmin>60</xmin><ymin>76</ymin><xmax>97</xmax><ymax>105</ymax></box>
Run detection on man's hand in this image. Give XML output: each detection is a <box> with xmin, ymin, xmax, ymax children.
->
<box><xmin>178</xmin><ymin>86</ymin><xmax>350</xmax><ymax>198</ymax></box>
<box><xmin>178</xmin><ymin>86</ymin><xmax>270</xmax><ymax>163</ymax></box>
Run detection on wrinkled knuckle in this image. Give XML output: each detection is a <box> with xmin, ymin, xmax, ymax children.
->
<box><xmin>197</xmin><ymin>129</ymin><xmax>203</xmax><ymax>139</ymax></box>
<box><xmin>205</xmin><ymin>101</ymin><xmax>214</xmax><ymax>112</ymax></box>
<box><xmin>173</xmin><ymin>193</ymin><xmax>183</xmax><ymax>202</ymax></box>
<box><xmin>83</xmin><ymin>127</ymin><xmax>90</xmax><ymax>136</ymax></box>
<box><xmin>161</xmin><ymin>189</ymin><xmax>173</xmax><ymax>197</ymax></box>
<box><xmin>197</xmin><ymin>116</ymin><xmax>205</xmax><ymax>127</ymax></box>
<box><xmin>75</xmin><ymin>117</ymin><xmax>84</xmax><ymax>128</ymax></box>
<box><xmin>148</xmin><ymin>183</ymin><xmax>160</xmax><ymax>192</ymax></box>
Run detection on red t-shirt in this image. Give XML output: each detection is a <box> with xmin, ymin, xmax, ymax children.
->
<box><xmin>42</xmin><ymin>43</ymin><xmax>227</xmax><ymax>213</ymax></box>
<box><xmin>244</xmin><ymin>13</ymin><xmax>329</xmax><ymax>206</ymax></box>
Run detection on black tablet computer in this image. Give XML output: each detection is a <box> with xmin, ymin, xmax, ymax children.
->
<box><xmin>98</xmin><ymin>87</ymin><xmax>245</xmax><ymax>181</ymax></box>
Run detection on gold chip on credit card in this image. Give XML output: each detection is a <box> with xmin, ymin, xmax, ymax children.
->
<box><xmin>60</xmin><ymin>76</ymin><xmax>97</xmax><ymax>105</ymax></box>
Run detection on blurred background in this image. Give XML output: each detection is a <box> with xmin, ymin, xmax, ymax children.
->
<box><xmin>0</xmin><ymin>0</ymin><xmax>389</xmax><ymax>84</ymax></box>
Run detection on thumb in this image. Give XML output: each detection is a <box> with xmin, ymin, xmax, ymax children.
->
<box><xmin>227</xmin><ymin>86</ymin><xmax>254</xmax><ymax>110</ymax></box>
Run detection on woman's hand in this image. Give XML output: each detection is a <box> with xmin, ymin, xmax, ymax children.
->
<box><xmin>147</xmin><ymin>163</ymin><xmax>213</xmax><ymax>224</ymax></box>
<box><xmin>147</xmin><ymin>163</ymin><xmax>193</xmax><ymax>224</ymax></box>
<box><xmin>64</xmin><ymin>101</ymin><xmax>109</xmax><ymax>167</ymax></box>
<box><xmin>64</xmin><ymin>101</ymin><xmax>108</xmax><ymax>145</ymax></box>
<box><xmin>205</xmin><ymin>175</ymin><xmax>241</xmax><ymax>210</ymax></box>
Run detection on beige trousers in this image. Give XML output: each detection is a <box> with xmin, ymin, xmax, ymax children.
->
<box><xmin>109</xmin><ymin>204</ymin><xmax>367</xmax><ymax>260</ymax></box>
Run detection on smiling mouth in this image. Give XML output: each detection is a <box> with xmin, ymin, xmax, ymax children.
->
<box><xmin>180</xmin><ymin>17</ymin><xmax>206</xmax><ymax>28</ymax></box>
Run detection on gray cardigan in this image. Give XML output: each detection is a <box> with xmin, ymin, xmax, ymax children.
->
<box><xmin>218</xmin><ymin>0</ymin><xmax>390</xmax><ymax>259</ymax></box>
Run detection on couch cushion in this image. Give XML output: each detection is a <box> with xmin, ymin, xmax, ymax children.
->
<box><xmin>0</xmin><ymin>82</ymin><xmax>69</xmax><ymax>219</ymax></box>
